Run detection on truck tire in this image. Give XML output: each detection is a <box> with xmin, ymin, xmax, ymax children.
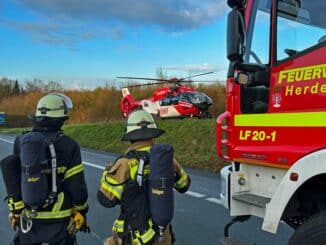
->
<box><xmin>288</xmin><ymin>211</ymin><xmax>326</xmax><ymax>245</ymax></box>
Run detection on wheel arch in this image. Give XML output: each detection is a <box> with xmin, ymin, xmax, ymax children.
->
<box><xmin>262</xmin><ymin>149</ymin><xmax>326</xmax><ymax>233</ymax></box>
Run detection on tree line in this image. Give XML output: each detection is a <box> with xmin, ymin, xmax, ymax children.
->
<box><xmin>0</xmin><ymin>77</ymin><xmax>63</xmax><ymax>102</ymax></box>
<box><xmin>0</xmin><ymin>76</ymin><xmax>226</xmax><ymax>127</ymax></box>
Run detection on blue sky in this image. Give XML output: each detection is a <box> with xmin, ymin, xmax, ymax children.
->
<box><xmin>0</xmin><ymin>0</ymin><xmax>229</xmax><ymax>88</ymax></box>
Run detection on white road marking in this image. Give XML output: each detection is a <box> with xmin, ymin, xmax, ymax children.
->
<box><xmin>185</xmin><ymin>190</ymin><xmax>206</xmax><ymax>198</ymax></box>
<box><xmin>0</xmin><ymin>138</ymin><xmax>14</xmax><ymax>144</ymax></box>
<box><xmin>83</xmin><ymin>161</ymin><xmax>105</xmax><ymax>170</ymax></box>
<box><xmin>0</xmin><ymin>136</ymin><xmax>223</xmax><ymax>206</ymax></box>
<box><xmin>206</xmin><ymin>197</ymin><xmax>222</xmax><ymax>205</ymax></box>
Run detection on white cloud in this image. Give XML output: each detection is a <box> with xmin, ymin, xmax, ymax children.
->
<box><xmin>3</xmin><ymin>0</ymin><xmax>227</xmax><ymax>46</ymax></box>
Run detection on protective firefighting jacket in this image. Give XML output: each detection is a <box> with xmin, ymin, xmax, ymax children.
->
<box><xmin>97</xmin><ymin>139</ymin><xmax>190</xmax><ymax>244</ymax></box>
<box><xmin>10</xmin><ymin>128</ymin><xmax>89</xmax><ymax>220</ymax></box>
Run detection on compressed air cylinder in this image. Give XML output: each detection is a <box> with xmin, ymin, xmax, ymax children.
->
<box><xmin>0</xmin><ymin>154</ymin><xmax>22</xmax><ymax>202</ymax></box>
<box><xmin>20</xmin><ymin>132</ymin><xmax>48</xmax><ymax>209</ymax></box>
<box><xmin>149</xmin><ymin>144</ymin><xmax>174</xmax><ymax>227</ymax></box>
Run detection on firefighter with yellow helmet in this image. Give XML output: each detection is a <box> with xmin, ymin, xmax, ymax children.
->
<box><xmin>97</xmin><ymin>109</ymin><xmax>191</xmax><ymax>245</ymax></box>
<box><xmin>1</xmin><ymin>93</ymin><xmax>89</xmax><ymax>244</ymax></box>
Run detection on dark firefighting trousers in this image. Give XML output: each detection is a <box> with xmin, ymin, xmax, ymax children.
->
<box><xmin>12</xmin><ymin>219</ymin><xmax>75</xmax><ymax>245</ymax></box>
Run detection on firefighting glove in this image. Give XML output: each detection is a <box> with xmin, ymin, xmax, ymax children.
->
<box><xmin>8</xmin><ymin>212</ymin><xmax>20</xmax><ymax>231</ymax></box>
<box><xmin>67</xmin><ymin>211</ymin><xmax>90</xmax><ymax>235</ymax></box>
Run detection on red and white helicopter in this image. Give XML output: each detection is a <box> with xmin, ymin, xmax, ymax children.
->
<box><xmin>118</xmin><ymin>72</ymin><xmax>214</xmax><ymax>119</ymax></box>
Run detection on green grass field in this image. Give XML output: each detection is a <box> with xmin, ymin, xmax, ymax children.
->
<box><xmin>0</xmin><ymin>118</ymin><xmax>226</xmax><ymax>172</ymax></box>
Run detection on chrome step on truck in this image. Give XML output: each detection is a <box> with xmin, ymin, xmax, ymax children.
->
<box><xmin>232</xmin><ymin>193</ymin><xmax>271</xmax><ymax>208</ymax></box>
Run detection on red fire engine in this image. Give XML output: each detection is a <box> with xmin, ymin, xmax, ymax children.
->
<box><xmin>217</xmin><ymin>0</ymin><xmax>326</xmax><ymax>243</ymax></box>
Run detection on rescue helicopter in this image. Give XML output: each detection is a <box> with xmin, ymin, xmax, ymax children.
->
<box><xmin>117</xmin><ymin>72</ymin><xmax>214</xmax><ymax>119</ymax></box>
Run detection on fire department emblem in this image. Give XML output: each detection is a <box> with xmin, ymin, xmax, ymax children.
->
<box><xmin>272</xmin><ymin>93</ymin><xmax>282</xmax><ymax>108</ymax></box>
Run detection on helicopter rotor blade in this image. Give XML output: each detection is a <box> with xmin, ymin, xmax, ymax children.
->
<box><xmin>179</xmin><ymin>71</ymin><xmax>214</xmax><ymax>81</ymax></box>
<box><xmin>125</xmin><ymin>81</ymin><xmax>168</xmax><ymax>88</ymax></box>
<box><xmin>117</xmin><ymin>76</ymin><xmax>172</xmax><ymax>83</ymax></box>
<box><xmin>117</xmin><ymin>71</ymin><xmax>215</xmax><ymax>87</ymax></box>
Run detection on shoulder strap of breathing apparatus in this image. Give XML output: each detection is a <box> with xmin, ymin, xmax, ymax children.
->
<box><xmin>126</xmin><ymin>149</ymin><xmax>150</xmax><ymax>187</ymax></box>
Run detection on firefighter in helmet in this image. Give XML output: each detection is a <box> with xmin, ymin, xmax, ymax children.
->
<box><xmin>97</xmin><ymin>109</ymin><xmax>191</xmax><ymax>245</ymax></box>
<box><xmin>2</xmin><ymin>93</ymin><xmax>89</xmax><ymax>244</ymax></box>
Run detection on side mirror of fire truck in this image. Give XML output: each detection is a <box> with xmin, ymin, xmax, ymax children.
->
<box><xmin>227</xmin><ymin>0</ymin><xmax>246</xmax><ymax>9</ymax></box>
<box><xmin>227</xmin><ymin>8</ymin><xmax>245</xmax><ymax>63</ymax></box>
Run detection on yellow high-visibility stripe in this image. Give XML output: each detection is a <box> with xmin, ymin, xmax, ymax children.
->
<box><xmin>235</xmin><ymin>112</ymin><xmax>326</xmax><ymax>127</ymax></box>
<box><xmin>52</xmin><ymin>192</ymin><xmax>64</xmax><ymax>212</ymax></box>
<box><xmin>64</xmin><ymin>163</ymin><xmax>84</xmax><ymax>179</ymax></box>
<box><xmin>100</xmin><ymin>172</ymin><xmax>123</xmax><ymax>199</ymax></box>
<box><xmin>34</xmin><ymin>209</ymin><xmax>72</xmax><ymax>219</ymax></box>
<box><xmin>175</xmin><ymin>168</ymin><xmax>188</xmax><ymax>189</ymax></box>
<box><xmin>133</xmin><ymin>220</ymin><xmax>155</xmax><ymax>244</ymax></box>
<box><xmin>74</xmin><ymin>200</ymin><xmax>88</xmax><ymax>211</ymax></box>
<box><xmin>57</xmin><ymin>166</ymin><xmax>67</xmax><ymax>174</ymax></box>
<box><xmin>8</xmin><ymin>198</ymin><xmax>25</xmax><ymax>211</ymax></box>
<box><xmin>129</xmin><ymin>159</ymin><xmax>139</xmax><ymax>180</ymax></box>
<box><xmin>138</xmin><ymin>146</ymin><xmax>151</xmax><ymax>151</ymax></box>
<box><xmin>112</xmin><ymin>219</ymin><xmax>125</xmax><ymax>233</ymax></box>
<box><xmin>129</xmin><ymin>146</ymin><xmax>151</xmax><ymax>180</ymax></box>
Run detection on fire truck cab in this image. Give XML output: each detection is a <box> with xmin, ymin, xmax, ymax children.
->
<box><xmin>217</xmin><ymin>0</ymin><xmax>326</xmax><ymax>243</ymax></box>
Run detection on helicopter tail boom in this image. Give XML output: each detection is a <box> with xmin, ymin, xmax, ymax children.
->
<box><xmin>120</xmin><ymin>88</ymin><xmax>142</xmax><ymax>117</ymax></box>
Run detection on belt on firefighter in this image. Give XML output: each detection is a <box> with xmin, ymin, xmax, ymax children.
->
<box><xmin>34</xmin><ymin>192</ymin><xmax>72</xmax><ymax>219</ymax></box>
<box><xmin>132</xmin><ymin>219</ymin><xmax>156</xmax><ymax>245</ymax></box>
<box><xmin>33</xmin><ymin>209</ymin><xmax>72</xmax><ymax>219</ymax></box>
<box><xmin>112</xmin><ymin>219</ymin><xmax>156</xmax><ymax>244</ymax></box>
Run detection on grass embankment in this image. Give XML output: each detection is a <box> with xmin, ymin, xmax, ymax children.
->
<box><xmin>1</xmin><ymin>119</ymin><xmax>226</xmax><ymax>172</ymax></box>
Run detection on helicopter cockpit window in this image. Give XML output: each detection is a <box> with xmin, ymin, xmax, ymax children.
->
<box><xmin>160</xmin><ymin>98</ymin><xmax>172</xmax><ymax>106</ymax></box>
<box><xmin>179</xmin><ymin>93</ymin><xmax>189</xmax><ymax>102</ymax></box>
<box><xmin>184</xmin><ymin>92</ymin><xmax>212</xmax><ymax>110</ymax></box>
<box><xmin>171</xmin><ymin>96</ymin><xmax>179</xmax><ymax>105</ymax></box>
<box><xmin>160</xmin><ymin>95</ymin><xmax>179</xmax><ymax>106</ymax></box>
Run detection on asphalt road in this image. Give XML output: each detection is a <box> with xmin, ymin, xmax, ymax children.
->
<box><xmin>0</xmin><ymin>134</ymin><xmax>294</xmax><ymax>245</ymax></box>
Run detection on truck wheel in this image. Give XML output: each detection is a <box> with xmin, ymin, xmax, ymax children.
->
<box><xmin>288</xmin><ymin>211</ymin><xmax>326</xmax><ymax>245</ymax></box>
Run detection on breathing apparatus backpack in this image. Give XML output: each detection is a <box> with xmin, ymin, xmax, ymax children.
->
<box><xmin>0</xmin><ymin>131</ymin><xmax>61</xmax><ymax>233</ymax></box>
<box><xmin>119</xmin><ymin>144</ymin><xmax>174</xmax><ymax>243</ymax></box>
<box><xmin>20</xmin><ymin>131</ymin><xmax>61</xmax><ymax>213</ymax></box>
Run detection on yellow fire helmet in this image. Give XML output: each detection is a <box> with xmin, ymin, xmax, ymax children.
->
<box><xmin>35</xmin><ymin>93</ymin><xmax>73</xmax><ymax>118</ymax></box>
<box><xmin>122</xmin><ymin>109</ymin><xmax>165</xmax><ymax>141</ymax></box>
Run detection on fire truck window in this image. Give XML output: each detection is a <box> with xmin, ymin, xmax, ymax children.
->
<box><xmin>244</xmin><ymin>0</ymin><xmax>271</xmax><ymax>65</ymax></box>
<box><xmin>277</xmin><ymin>0</ymin><xmax>326</xmax><ymax>61</ymax></box>
<box><xmin>240</xmin><ymin>86</ymin><xmax>269</xmax><ymax>113</ymax></box>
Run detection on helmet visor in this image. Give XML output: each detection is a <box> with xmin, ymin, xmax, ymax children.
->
<box><xmin>49</xmin><ymin>93</ymin><xmax>73</xmax><ymax>110</ymax></box>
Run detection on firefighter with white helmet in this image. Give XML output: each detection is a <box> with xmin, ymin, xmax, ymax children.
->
<box><xmin>98</xmin><ymin>109</ymin><xmax>191</xmax><ymax>245</ymax></box>
<box><xmin>33</xmin><ymin>93</ymin><xmax>73</xmax><ymax>122</ymax></box>
<box><xmin>122</xmin><ymin>109</ymin><xmax>165</xmax><ymax>141</ymax></box>
<box><xmin>1</xmin><ymin>93</ymin><xmax>89</xmax><ymax>245</ymax></box>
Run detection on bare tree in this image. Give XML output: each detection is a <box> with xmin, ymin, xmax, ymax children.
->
<box><xmin>25</xmin><ymin>79</ymin><xmax>45</xmax><ymax>92</ymax></box>
<box><xmin>45</xmin><ymin>81</ymin><xmax>63</xmax><ymax>92</ymax></box>
<box><xmin>156</xmin><ymin>67</ymin><xmax>167</xmax><ymax>80</ymax></box>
